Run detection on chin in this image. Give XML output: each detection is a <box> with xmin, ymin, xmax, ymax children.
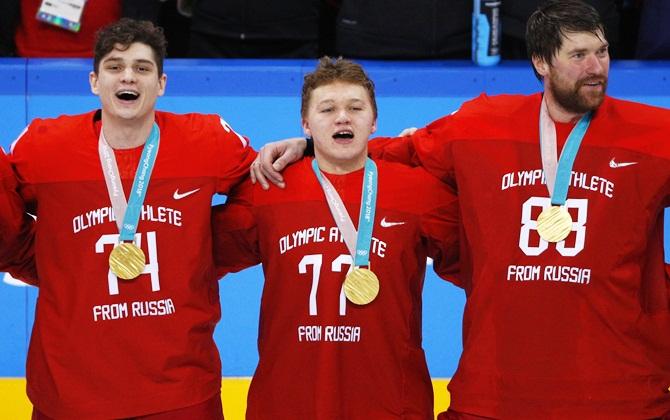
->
<box><xmin>581</xmin><ymin>95</ymin><xmax>605</xmax><ymax>111</ymax></box>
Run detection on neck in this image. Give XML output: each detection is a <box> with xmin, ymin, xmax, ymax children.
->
<box><xmin>543</xmin><ymin>91</ymin><xmax>585</xmax><ymax>124</ymax></box>
<box><xmin>101</xmin><ymin>111</ymin><xmax>155</xmax><ymax>149</ymax></box>
<box><xmin>314</xmin><ymin>152</ymin><xmax>367</xmax><ymax>175</ymax></box>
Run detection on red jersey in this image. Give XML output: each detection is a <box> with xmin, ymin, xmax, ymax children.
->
<box><xmin>0</xmin><ymin>148</ymin><xmax>35</xmax><ymax>282</ymax></box>
<box><xmin>369</xmin><ymin>93</ymin><xmax>670</xmax><ymax>419</ymax></box>
<box><xmin>0</xmin><ymin>149</ymin><xmax>23</xmax><ymax>253</ymax></box>
<box><xmin>10</xmin><ymin>110</ymin><xmax>256</xmax><ymax>418</ymax></box>
<box><xmin>15</xmin><ymin>0</ymin><xmax>121</xmax><ymax>57</ymax></box>
<box><xmin>212</xmin><ymin>158</ymin><xmax>460</xmax><ymax>420</ymax></box>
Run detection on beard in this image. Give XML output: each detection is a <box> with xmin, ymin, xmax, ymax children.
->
<box><xmin>549</xmin><ymin>72</ymin><xmax>607</xmax><ymax>115</ymax></box>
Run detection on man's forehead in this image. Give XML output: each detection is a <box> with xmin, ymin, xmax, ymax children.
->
<box><xmin>313</xmin><ymin>92</ymin><xmax>369</xmax><ymax>104</ymax></box>
<box><xmin>102</xmin><ymin>43</ymin><xmax>156</xmax><ymax>64</ymax></box>
<box><xmin>559</xmin><ymin>29</ymin><xmax>607</xmax><ymax>48</ymax></box>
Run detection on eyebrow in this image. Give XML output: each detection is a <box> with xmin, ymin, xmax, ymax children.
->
<box><xmin>316</xmin><ymin>98</ymin><xmax>366</xmax><ymax>106</ymax></box>
<box><xmin>102</xmin><ymin>57</ymin><xmax>156</xmax><ymax>66</ymax></box>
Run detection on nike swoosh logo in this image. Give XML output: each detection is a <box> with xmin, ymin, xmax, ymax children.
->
<box><xmin>609</xmin><ymin>158</ymin><xmax>638</xmax><ymax>168</ymax></box>
<box><xmin>380</xmin><ymin>217</ymin><xmax>405</xmax><ymax>228</ymax></box>
<box><xmin>173</xmin><ymin>188</ymin><xmax>201</xmax><ymax>200</ymax></box>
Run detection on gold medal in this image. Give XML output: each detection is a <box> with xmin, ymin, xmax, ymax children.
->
<box><xmin>109</xmin><ymin>242</ymin><xmax>146</xmax><ymax>280</ymax></box>
<box><xmin>344</xmin><ymin>267</ymin><xmax>379</xmax><ymax>305</ymax></box>
<box><xmin>537</xmin><ymin>206</ymin><xmax>572</xmax><ymax>243</ymax></box>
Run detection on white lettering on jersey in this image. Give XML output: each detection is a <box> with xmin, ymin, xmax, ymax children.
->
<box><xmin>73</xmin><ymin>205</ymin><xmax>182</xmax><ymax>233</ymax></box>
<box><xmin>501</xmin><ymin>169</ymin><xmax>614</xmax><ymax>199</ymax></box>
<box><xmin>298</xmin><ymin>325</ymin><xmax>322</xmax><ymax>341</ymax></box>
<box><xmin>93</xmin><ymin>298</ymin><xmax>176</xmax><ymax>321</ymax></box>
<box><xmin>279</xmin><ymin>226</ymin><xmax>327</xmax><ymax>254</ymax></box>
<box><xmin>506</xmin><ymin>264</ymin><xmax>591</xmax><ymax>285</ymax></box>
<box><xmin>297</xmin><ymin>325</ymin><xmax>361</xmax><ymax>342</ymax></box>
<box><xmin>131</xmin><ymin>298</ymin><xmax>176</xmax><ymax>317</ymax></box>
<box><xmin>219</xmin><ymin>117</ymin><xmax>248</xmax><ymax>147</ymax></box>
<box><xmin>519</xmin><ymin>197</ymin><xmax>587</xmax><ymax>257</ymax></box>
<box><xmin>279</xmin><ymin>226</ymin><xmax>387</xmax><ymax>257</ymax></box>
<box><xmin>10</xmin><ymin>126</ymin><xmax>29</xmax><ymax>152</ymax></box>
<box><xmin>95</xmin><ymin>232</ymin><xmax>160</xmax><ymax>296</ymax></box>
<box><xmin>501</xmin><ymin>169</ymin><xmax>545</xmax><ymax>190</ymax></box>
<box><xmin>93</xmin><ymin>303</ymin><xmax>128</xmax><ymax>321</ymax></box>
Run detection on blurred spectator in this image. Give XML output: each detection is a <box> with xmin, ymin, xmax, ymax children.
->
<box><xmin>15</xmin><ymin>0</ymin><xmax>122</xmax><ymax>57</ymax></box>
<box><xmin>13</xmin><ymin>0</ymin><xmax>163</xmax><ymax>58</ymax></box>
<box><xmin>636</xmin><ymin>0</ymin><xmax>670</xmax><ymax>58</ymax></box>
<box><xmin>501</xmin><ymin>0</ymin><xmax>621</xmax><ymax>58</ymax></box>
<box><xmin>334</xmin><ymin>0</ymin><xmax>471</xmax><ymax>59</ymax></box>
<box><xmin>0</xmin><ymin>0</ymin><xmax>20</xmax><ymax>56</ymax></box>
<box><xmin>188</xmin><ymin>0</ymin><xmax>320</xmax><ymax>58</ymax></box>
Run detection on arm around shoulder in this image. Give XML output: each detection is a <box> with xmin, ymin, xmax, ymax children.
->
<box><xmin>419</xmin><ymin>173</ymin><xmax>462</xmax><ymax>287</ymax></box>
<box><xmin>212</xmin><ymin>179</ymin><xmax>261</xmax><ymax>278</ymax></box>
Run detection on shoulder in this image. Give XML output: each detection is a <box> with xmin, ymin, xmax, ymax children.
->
<box><xmin>376</xmin><ymin>160</ymin><xmax>455</xmax><ymax>211</ymax></box>
<box><xmin>424</xmin><ymin>93</ymin><xmax>540</xmax><ymax>139</ymax></box>
<box><xmin>593</xmin><ymin>96</ymin><xmax>670</xmax><ymax>158</ymax></box>
<box><xmin>156</xmin><ymin>111</ymin><xmax>249</xmax><ymax>148</ymax></box>
<box><xmin>11</xmin><ymin>111</ymin><xmax>95</xmax><ymax>155</ymax></box>
<box><xmin>447</xmin><ymin>92</ymin><xmax>539</xmax><ymax>120</ymax></box>
<box><xmin>600</xmin><ymin>96</ymin><xmax>670</xmax><ymax>127</ymax></box>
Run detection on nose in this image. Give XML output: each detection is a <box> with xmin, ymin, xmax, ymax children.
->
<box><xmin>120</xmin><ymin>67</ymin><xmax>137</xmax><ymax>83</ymax></box>
<box><xmin>585</xmin><ymin>53</ymin><xmax>607</xmax><ymax>76</ymax></box>
<box><xmin>335</xmin><ymin>108</ymin><xmax>350</xmax><ymax>123</ymax></box>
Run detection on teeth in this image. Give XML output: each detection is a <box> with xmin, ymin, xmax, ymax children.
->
<box><xmin>116</xmin><ymin>91</ymin><xmax>139</xmax><ymax>100</ymax></box>
<box><xmin>333</xmin><ymin>131</ymin><xmax>354</xmax><ymax>139</ymax></box>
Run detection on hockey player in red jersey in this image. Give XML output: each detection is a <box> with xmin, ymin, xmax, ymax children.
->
<box><xmin>212</xmin><ymin>57</ymin><xmax>459</xmax><ymax>419</ymax></box>
<box><xmin>250</xmin><ymin>1</ymin><xmax>670</xmax><ymax>419</ymax></box>
<box><xmin>8</xmin><ymin>19</ymin><xmax>256</xmax><ymax>419</ymax></box>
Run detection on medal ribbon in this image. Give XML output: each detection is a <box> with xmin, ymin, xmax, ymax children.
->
<box><xmin>539</xmin><ymin>98</ymin><xmax>592</xmax><ymax>205</ymax></box>
<box><xmin>311</xmin><ymin>158</ymin><xmax>378</xmax><ymax>267</ymax></box>
<box><xmin>98</xmin><ymin>123</ymin><xmax>160</xmax><ymax>241</ymax></box>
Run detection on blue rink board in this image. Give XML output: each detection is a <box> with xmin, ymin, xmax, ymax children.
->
<box><xmin>0</xmin><ymin>58</ymin><xmax>669</xmax><ymax>378</ymax></box>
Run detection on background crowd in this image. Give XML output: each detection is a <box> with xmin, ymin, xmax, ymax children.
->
<box><xmin>0</xmin><ymin>0</ymin><xmax>668</xmax><ymax>60</ymax></box>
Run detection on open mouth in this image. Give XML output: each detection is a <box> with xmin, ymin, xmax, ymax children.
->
<box><xmin>580</xmin><ymin>79</ymin><xmax>604</xmax><ymax>88</ymax></box>
<box><xmin>333</xmin><ymin>130</ymin><xmax>354</xmax><ymax>140</ymax></box>
<box><xmin>116</xmin><ymin>90</ymin><xmax>140</xmax><ymax>101</ymax></box>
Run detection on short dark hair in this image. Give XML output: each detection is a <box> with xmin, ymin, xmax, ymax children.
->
<box><xmin>93</xmin><ymin>18</ymin><xmax>167</xmax><ymax>75</ymax></box>
<box><xmin>526</xmin><ymin>0</ymin><xmax>605</xmax><ymax>79</ymax></box>
<box><xmin>301</xmin><ymin>57</ymin><xmax>377</xmax><ymax>118</ymax></box>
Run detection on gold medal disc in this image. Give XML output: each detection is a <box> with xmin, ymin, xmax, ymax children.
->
<box><xmin>537</xmin><ymin>206</ymin><xmax>572</xmax><ymax>243</ymax></box>
<box><xmin>344</xmin><ymin>268</ymin><xmax>380</xmax><ymax>305</ymax></box>
<box><xmin>109</xmin><ymin>243</ymin><xmax>146</xmax><ymax>280</ymax></box>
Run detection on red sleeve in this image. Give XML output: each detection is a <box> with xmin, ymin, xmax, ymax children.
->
<box><xmin>213</xmin><ymin>116</ymin><xmax>258</xmax><ymax>194</ymax></box>
<box><xmin>211</xmin><ymin>179</ymin><xmax>261</xmax><ymax>278</ymax></box>
<box><xmin>0</xmin><ymin>147</ymin><xmax>37</xmax><ymax>285</ymax></box>
<box><xmin>368</xmin><ymin>116</ymin><xmax>459</xmax><ymax>186</ymax></box>
<box><xmin>418</xmin><ymin>172</ymin><xmax>461</xmax><ymax>287</ymax></box>
<box><xmin>9</xmin><ymin>125</ymin><xmax>38</xmax><ymax>211</ymax></box>
<box><xmin>368</xmin><ymin>95</ymin><xmax>490</xmax><ymax>186</ymax></box>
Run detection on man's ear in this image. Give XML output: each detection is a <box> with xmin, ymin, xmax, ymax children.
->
<box><xmin>89</xmin><ymin>71</ymin><xmax>100</xmax><ymax>95</ymax></box>
<box><xmin>301</xmin><ymin>118</ymin><xmax>312</xmax><ymax>138</ymax></box>
<box><xmin>532</xmin><ymin>55</ymin><xmax>550</xmax><ymax>79</ymax></box>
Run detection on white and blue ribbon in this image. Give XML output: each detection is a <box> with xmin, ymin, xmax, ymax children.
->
<box><xmin>98</xmin><ymin>123</ymin><xmax>160</xmax><ymax>241</ymax></box>
<box><xmin>539</xmin><ymin>98</ymin><xmax>592</xmax><ymax>206</ymax></box>
<box><xmin>311</xmin><ymin>158</ymin><xmax>378</xmax><ymax>267</ymax></box>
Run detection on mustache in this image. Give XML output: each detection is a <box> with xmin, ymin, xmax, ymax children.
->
<box><xmin>578</xmin><ymin>77</ymin><xmax>607</xmax><ymax>86</ymax></box>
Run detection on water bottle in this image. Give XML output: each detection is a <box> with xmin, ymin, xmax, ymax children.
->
<box><xmin>472</xmin><ymin>0</ymin><xmax>501</xmax><ymax>66</ymax></box>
